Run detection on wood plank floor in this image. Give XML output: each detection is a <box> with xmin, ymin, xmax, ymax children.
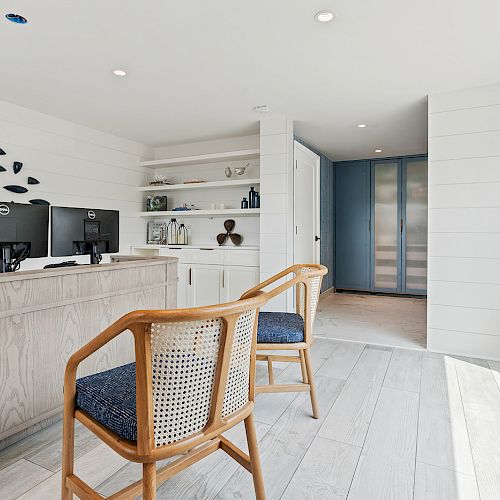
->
<box><xmin>2</xmin><ymin>339</ymin><xmax>500</xmax><ymax>499</ymax></box>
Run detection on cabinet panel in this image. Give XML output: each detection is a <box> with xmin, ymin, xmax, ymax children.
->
<box><xmin>372</xmin><ymin>160</ymin><xmax>400</xmax><ymax>292</ymax></box>
<box><xmin>334</xmin><ymin>161</ymin><xmax>371</xmax><ymax>290</ymax></box>
<box><xmin>222</xmin><ymin>266</ymin><xmax>260</xmax><ymax>303</ymax></box>
<box><xmin>177</xmin><ymin>263</ymin><xmax>190</xmax><ymax>308</ymax></box>
<box><xmin>187</xmin><ymin>264</ymin><xmax>222</xmax><ymax>307</ymax></box>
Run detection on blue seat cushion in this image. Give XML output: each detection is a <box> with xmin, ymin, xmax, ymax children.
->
<box><xmin>76</xmin><ymin>362</ymin><xmax>137</xmax><ymax>442</ymax></box>
<box><xmin>257</xmin><ymin>312</ymin><xmax>305</xmax><ymax>344</ymax></box>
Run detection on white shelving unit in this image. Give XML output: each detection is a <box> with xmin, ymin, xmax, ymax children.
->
<box><xmin>138</xmin><ymin>178</ymin><xmax>260</xmax><ymax>192</ymax></box>
<box><xmin>140</xmin><ymin>149</ymin><xmax>260</xmax><ymax>169</ymax></box>
<box><xmin>139</xmin><ymin>208</ymin><xmax>260</xmax><ymax>218</ymax></box>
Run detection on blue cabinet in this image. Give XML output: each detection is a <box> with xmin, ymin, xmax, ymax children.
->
<box><xmin>334</xmin><ymin>161</ymin><xmax>371</xmax><ymax>290</ymax></box>
<box><xmin>334</xmin><ymin>156</ymin><xmax>427</xmax><ymax>295</ymax></box>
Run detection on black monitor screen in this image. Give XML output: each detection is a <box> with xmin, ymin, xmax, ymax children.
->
<box><xmin>51</xmin><ymin>206</ymin><xmax>119</xmax><ymax>257</ymax></box>
<box><xmin>0</xmin><ymin>202</ymin><xmax>49</xmax><ymax>258</ymax></box>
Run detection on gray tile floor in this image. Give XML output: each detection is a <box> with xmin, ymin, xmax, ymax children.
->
<box><xmin>1</xmin><ymin>297</ymin><xmax>500</xmax><ymax>499</ymax></box>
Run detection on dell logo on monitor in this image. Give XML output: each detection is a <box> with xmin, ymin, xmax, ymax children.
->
<box><xmin>0</xmin><ymin>204</ymin><xmax>10</xmax><ymax>216</ymax></box>
<box><xmin>87</xmin><ymin>210</ymin><xmax>96</xmax><ymax>220</ymax></box>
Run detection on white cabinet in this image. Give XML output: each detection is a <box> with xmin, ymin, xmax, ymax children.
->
<box><xmin>153</xmin><ymin>247</ymin><xmax>260</xmax><ymax>308</ymax></box>
<box><xmin>177</xmin><ymin>263</ymin><xmax>190</xmax><ymax>308</ymax></box>
<box><xmin>188</xmin><ymin>264</ymin><xmax>222</xmax><ymax>307</ymax></box>
<box><xmin>222</xmin><ymin>266</ymin><xmax>260</xmax><ymax>303</ymax></box>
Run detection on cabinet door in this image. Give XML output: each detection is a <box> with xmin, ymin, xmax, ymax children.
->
<box><xmin>177</xmin><ymin>263</ymin><xmax>190</xmax><ymax>308</ymax></box>
<box><xmin>334</xmin><ymin>161</ymin><xmax>371</xmax><ymax>290</ymax></box>
<box><xmin>402</xmin><ymin>157</ymin><xmax>428</xmax><ymax>294</ymax></box>
<box><xmin>187</xmin><ymin>264</ymin><xmax>222</xmax><ymax>307</ymax></box>
<box><xmin>371</xmin><ymin>160</ymin><xmax>401</xmax><ymax>292</ymax></box>
<box><xmin>222</xmin><ymin>266</ymin><xmax>260</xmax><ymax>303</ymax></box>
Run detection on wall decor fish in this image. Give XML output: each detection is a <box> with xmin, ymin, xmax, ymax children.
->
<box><xmin>4</xmin><ymin>185</ymin><xmax>28</xmax><ymax>193</ymax></box>
<box><xmin>0</xmin><ymin>166</ymin><xmax>5</xmax><ymax>172</ymax></box>
<box><xmin>13</xmin><ymin>161</ymin><xmax>23</xmax><ymax>174</ymax></box>
<box><xmin>29</xmin><ymin>199</ymin><xmax>50</xmax><ymax>205</ymax></box>
<box><xmin>0</xmin><ymin>148</ymin><xmax>5</xmax><ymax>155</ymax></box>
<box><xmin>28</xmin><ymin>176</ymin><xmax>40</xmax><ymax>185</ymax></box>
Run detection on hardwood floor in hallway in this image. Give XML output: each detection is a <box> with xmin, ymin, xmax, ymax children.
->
<box><xmin>1</xmin><ymin>336</ymin><xmax>499</xmax><ymax>499</ymax></box>
<box><xmin>315</xmin><ymin>291</ymin><xmax>427</xmax><ymax>350</ymax></box>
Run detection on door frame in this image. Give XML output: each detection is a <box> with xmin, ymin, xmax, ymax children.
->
<box><xmin>293</xmin><ymin>141</ymin><xmax>321</xmax><ymax>265</ymax></box>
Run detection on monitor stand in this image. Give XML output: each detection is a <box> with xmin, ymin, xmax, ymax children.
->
<box><xmin>0</xmin><ymin>242</ymin><xmax>30</xmax><ymax>273</ymax></box>
<box><xmin>89</xmin><ymin>242</ymin><xmax>102</xmax><ymax>265</ymax></box>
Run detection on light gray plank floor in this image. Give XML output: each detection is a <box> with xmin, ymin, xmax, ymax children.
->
<box><xmin>2</xmin><ymin>339</ymin><xmax>500</xmax><ymax>499</ymax></box>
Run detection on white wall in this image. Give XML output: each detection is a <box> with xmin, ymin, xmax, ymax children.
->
<box><xmin>259</xmin><ymin>115</ymin><xmax>295</xmax><ymax>311</ymax></box>
<box><xmin>428</xmin><ymin>83</ymin><xmax>500</xmax><ymax>360</ymax></box>
<box><xmin>0</xmin><ymin>100</ymin><xmax>152</xmax><ymax>270</ymax></box>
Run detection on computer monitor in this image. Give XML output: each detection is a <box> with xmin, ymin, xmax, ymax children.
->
<box><xmin>0</xmin><ymin>202</ymin><xmax>49</xmax><ymax>272</ymax></box>
<box><xmin>51</xmin><ymin>206</ymin><xmax>119</xmax><ymax>263</ymax></box>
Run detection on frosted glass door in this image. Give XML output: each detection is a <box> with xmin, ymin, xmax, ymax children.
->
<box><xmin>373</xmin><ymin>161</ymin><xmax>399</xmax><ymax>291</ymax></box>
<box><xmin>404</xmin><ymin>159</ymin><xmax>428</xmax><ymax>292</ymax></box>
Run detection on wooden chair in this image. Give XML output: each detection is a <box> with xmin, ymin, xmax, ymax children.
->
<box><xmin>241</xmin><ymin>264</ymin><xmax>327</xmax><ymax>419</ymax></box>
<box><xmin>61</xmin><ymin>292</ymin><xmax>268</xmax><ymax>500</ymax></box>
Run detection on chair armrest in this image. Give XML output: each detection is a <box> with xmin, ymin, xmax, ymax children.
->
<box><xmin>240</xmin><ymin>265</ymin><xmax>301</xmax><ymax>300</ymax></box>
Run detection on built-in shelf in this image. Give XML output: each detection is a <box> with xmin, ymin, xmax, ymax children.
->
<box><xmin>140</xmin><ymin>148</ymin><xmax>260</xmax><ymax>169</ymax></box>
<box><xmin>137</xmin><ymin>178</ymin><xmax>260</xmax><ymax>192</ymax></box>
<box><xmin>140</xmin><ymin>149</ymin><xmax>260</xmax><ymax>168</ymax></box>
<box><xmin>139</xmin><ymin>208</ymin><xmax>260</xmax><ymax>218</ymax></box>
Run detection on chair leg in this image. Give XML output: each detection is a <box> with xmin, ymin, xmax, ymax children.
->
<box><xmin>61</xmin><ymin>409</ymin><xmax>75</xmax><ymax>500</ymax></box>
<box><xmin>304</xmin><ymin>348</ymin><xmax>319</xmax><ymax>419</ymax></box>
<box><xmin>244</xmin><ymin>414</ymin><xmax>266</xmax><ymax>500</ymax></box>
<box><xmin>267</xmin><ymin>356</ymin><xmax>275</xmax><ymax>385</ymax></box>
<box><xmin>143</xmin><ymin>462</ymin><xmax>157</xmax><ymax>500</ymax></box>
<box><xmin>299</xmin><ymin>350</ymin><xmax>309</xmax><ymax>384</ymax></box>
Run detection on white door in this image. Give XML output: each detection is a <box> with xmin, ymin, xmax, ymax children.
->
<box><xmin>187</xmin><ymin>264</ymin><xmax>222</xmax><ymax>307</ymax></box>
<box><xmin>294</xmin><ymin>141</ymin><xmax>320</xmax><ymax>264</ymax></box>
<box><xmin>222</xmin><ymin>266</ymin><xmax>260</xmax><ymax>303</ymax></box>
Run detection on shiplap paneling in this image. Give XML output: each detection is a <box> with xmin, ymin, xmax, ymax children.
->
<box><xmin>429</xmin><ymin>104</ymin><xmax>500</xmax><ymax>137</ymax></box>
<box><xmin>0</xmin><ymin>99</ymin><xmax>151</xmax><ymax>270</ymax></box>
<box><xmin>429</xmin><ymin>304</ymin><xmax>500</xmax><ymax>336</ymax></box>
<box><xmin>429</xmin><ymin>156</ymin><xmax>500</xmax><ymax>185</ymax></box>
<box><xmin>428</xmin><ymin>84</ymin><xmax>500</xmax><ymax>359</ymax></box>
<box><xmin>429</xmin><ymin>233</ymin><xmax>500</xmax><ymax>259</ymax></box>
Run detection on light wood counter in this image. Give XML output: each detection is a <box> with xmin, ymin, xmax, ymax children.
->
<box><xmin>0</xmin><ymin>257</ymin><xmax>177</xmax><ymax>446</ymax></box>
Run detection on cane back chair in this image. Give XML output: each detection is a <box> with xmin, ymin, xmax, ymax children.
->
<box><xmin>241</xmin><ymin>264</ymin><xmax>327</xmax><ymax>419</ymax></box>
<box><xmin>61</xmin><ymin>292</ymin><xmax>267</xmax><ymax>500</ymax></box>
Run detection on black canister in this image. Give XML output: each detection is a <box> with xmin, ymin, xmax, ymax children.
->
<box><xmin>249</xmin><ymin>186</ymin><xmax>256</xmax><ymax>208</ymax></box>
<box><xmin>241</xmin><ymin>197</ymin><xmax>249</xmax><ymax>209</ymax></box>
<box><xmin>254</xmin><ymin>192</ymin><xmax>260</xmax><ymax>208</ymax></box>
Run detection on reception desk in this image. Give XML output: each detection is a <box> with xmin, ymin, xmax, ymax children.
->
<box><xmin>0</xmin><ymin>257</ymin><xmax>177</xmax><ymax>446</ymax></box>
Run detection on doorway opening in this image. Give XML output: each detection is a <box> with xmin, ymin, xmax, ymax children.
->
<box><xmin>319</xmin><ymin>154</ymin><xmax>428</xmax><ymax>350</ymax></box>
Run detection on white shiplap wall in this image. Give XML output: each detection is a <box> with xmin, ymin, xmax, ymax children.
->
<box><xmin>428</xmin><ymin>83</ymin><xmax>500</xmax><ymax>360</ymax></box>
<box><xmin>0</xmin><ymin>100</ymin><xmax>152</xmax><ymax>270</ymax></box>
<box><xmin>259</xmin><ymin>115</ymin><xmax>294</xmax><ymax>312</ymax></box>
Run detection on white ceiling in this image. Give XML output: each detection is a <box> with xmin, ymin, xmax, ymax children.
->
<box><xmin>1</xmin><ymin>1</ymin><xmax>500</xmax><ymax>160</ymax></box>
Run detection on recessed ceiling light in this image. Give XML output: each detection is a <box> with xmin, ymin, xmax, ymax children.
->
<box><xmin>253</xmin><ymin>104</ymin><xmax>272</xmax><ymax>114</ymax></box>
<box><xmin>112</xmin><ymin>69</ymin><xmax>127</xmax><ymax>77</ymax></box>
<box><xmin>314</xmin><ymin>11</ymin><xmax>335</xmax><ymax>23</ymax></box>
<box><xmin>357</xmin><ymin>124</ymin><xmax>367</xmax><ymax>128</ymax></box>
<box><xmin>6</xmin><ymin>13</ymin><xmax>27</xmax><ymax>24</ymax></box>
<box><xmin>375</xmin><ymin>149</ymin><xmax>383</xmax><ymax>153</ymax></box>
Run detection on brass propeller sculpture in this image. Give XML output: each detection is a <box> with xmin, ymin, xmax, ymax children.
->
<box><xmin>217</xmin><ymin>219</ymin><xmax>242</xmax><ymax>246</ymax></box>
